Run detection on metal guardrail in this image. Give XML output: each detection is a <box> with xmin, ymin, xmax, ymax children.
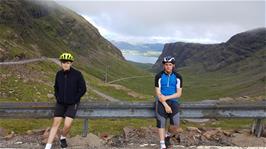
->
<box><xmin>0</xmin><ymin>101</ymin><xmax>265</xmax><ymax>137</ymax></box>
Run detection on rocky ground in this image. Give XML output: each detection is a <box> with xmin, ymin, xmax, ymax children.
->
<box><xmin>1</xmin><ymin>126</ymin><xmax>266</xmax><ymax>149</ymax></box>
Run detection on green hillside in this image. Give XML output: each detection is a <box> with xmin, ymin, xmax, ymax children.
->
<box><xmin>0</xmin><ymin>0</ymin><xmax>154</xmax><ymax>102</ymax></box>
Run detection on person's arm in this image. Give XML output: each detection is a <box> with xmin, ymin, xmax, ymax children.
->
<box><xmin>155</xmin><ymin>87</ymin><xmax>172</xmax><ymax>113</ymax></box>
<box><xmin>154</xmin><ymin>73</ymin><xmax>167</xmax><ymax>105</ymax></box>
<box><xmin>163</xmin><ymin>88</ymin><xmax>182</xmax><ymax>101</ymax></box>
<box><xmin>154</xmin><ymin>73</ymin><xmax>172</xmax><ymax>113</ymax></box>
<box><xmin>54</xmin><ymin>72</ymin><xmax>59</xmax><ymax>101</ymax></box>
<box><xmin>155</xmin><ymin>87</ymin><xmax>168</xmax><ymax>106</ymax></box>
<box><xmin>75</xmin><ymin>72</ymin><xmax>87</xmax><ymax>101</ymax></box>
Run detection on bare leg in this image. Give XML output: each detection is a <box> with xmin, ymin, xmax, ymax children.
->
<box><xmin>158</xmin><ymin>128</ymin><xmax>165</xmax><ymax>141</ymax></box>
<box><xmin>47</xmin><ymin>117</ymin><xmax>63</xmax><ymax>144</ymax></box>
<box><xmin>158</xmin><ymin>128</ymin><xmax>166</xmax><ymax>149</ymax></box>
<box><xmin>62</xmin><ymin>117</ymin><xmax>74</xmax><ymax>137</ymax></box>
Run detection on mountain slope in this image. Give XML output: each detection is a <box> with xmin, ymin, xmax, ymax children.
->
<box><xmin>153</xmin><ymin>28</ymin><xmax>266</xmax><ymax>72</ymax></box>
<box><xmin>0</xmin><ymin>0</ymin><xmax>152</xmax><ymax>86</ymax></box>
<box><xmin>153</xmin><ymin>28</ymin><xmax>266</xmax><ymax>99</ymax></box>
<box><xmin>0</xmin><ymin>0</ymin><xmax>155</xmax><ymax>102</ymax></box>
<box><xmin>0</xmin><ymin>0</ymin><xmax>122</xmax><ymax>60</ymax></box>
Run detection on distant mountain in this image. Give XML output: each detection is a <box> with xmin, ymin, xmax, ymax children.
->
<box><xmin>153</xmin><ymin>28</ymin><xmax>266</xmax><ymax>72</ymax></box>
<box><xmin>112</xmin><ymin>41</ymin><xmax>164</xmax><ymax>51</ymax></box>
<box><xmin>152</xmin><ymin>28</ymin><xmax>266</xmax><ymax>98</ymax></box>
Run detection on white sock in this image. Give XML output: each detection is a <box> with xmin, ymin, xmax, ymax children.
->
<box><xmin>160</xmin><ymin>140</ymin><xmax>166</xmax><ymax>149</ymax></box>
<box><xmin>45</xmin><ymin>143</ymin><xmax>52</xmax><ymax>149</ymax></box>
<box><xmin>60</xmin><ymin>135</ymin><xmax>66</xmax><ymax>140</ymax></box>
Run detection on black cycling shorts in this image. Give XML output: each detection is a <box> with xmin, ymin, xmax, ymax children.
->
<box><xmin>155</xmin><ymin>100</ymin><xmax>180</xmax><ymax>128</ymax></box>
<box><xmin>54</xmin><ymin>103</ymin><xmax>79</xmax><ymax>119</ymax></box>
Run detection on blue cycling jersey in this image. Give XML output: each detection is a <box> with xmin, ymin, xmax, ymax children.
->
<box><xmin>155</xmin><ymin>71</ymin><xmax>183</xmax><ymax>101</ymax></box>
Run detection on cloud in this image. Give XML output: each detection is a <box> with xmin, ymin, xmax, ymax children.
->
<box><xmin>56</xmin><ymin>0</ymin><xmax>265</xmax><ymax>44</ymax></box>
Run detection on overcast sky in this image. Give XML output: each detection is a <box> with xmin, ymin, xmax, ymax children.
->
<box><xmin>55</xmin><ymin>0</ymin><xmax>265</xmax><ymax>44</ymax></box>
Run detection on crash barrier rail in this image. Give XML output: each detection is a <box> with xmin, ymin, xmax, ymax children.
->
<box><xmin>0</xmin><ymin>101</ymin><xmax>265</xmax><ymax>137</ymax></box>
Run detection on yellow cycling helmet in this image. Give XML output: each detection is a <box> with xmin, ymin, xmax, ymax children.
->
<box><xmin>59</xmin><ymin>53</ymin><xmax>74</xmax><ymax>62</ymax></box>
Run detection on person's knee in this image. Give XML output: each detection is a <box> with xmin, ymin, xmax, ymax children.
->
<box><xmin>170</xmin><ymin>112</ymin><xmax>180</xmax><ymax>125</ymax></box>
<box><xmin>52</xmin><ymin>118</ymin><xmax>62</xmax><ymax>127</ymax></box>
<box><xmin>64</xmin><ymin>117</ymin><xmax>73</xmax><ymax>129</ymax></box>
<box><xmin>156</xmin><ymin>118</ymin><xmax>166</xmax><ymax>128</ymax></box>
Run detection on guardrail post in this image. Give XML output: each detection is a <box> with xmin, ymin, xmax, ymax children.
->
<box><xmin>82</xmin><ymin>118</ymin><xmax>89</xmax><ymax>137</ymax></box>
<box><xmin>252</xmin><ymin>118</ymin><xmax>264</xmax><ymax>137</ymax></box>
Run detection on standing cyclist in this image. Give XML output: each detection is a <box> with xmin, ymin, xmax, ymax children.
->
<box><xmin>45</xmin><ymin>53</ymin><xmax>86</xmax><ymax>149</ymax></box>
<box><xmin>154</xmin><ymin>56</ymin><xmax>183</xmax><ymax>149</ymax></box>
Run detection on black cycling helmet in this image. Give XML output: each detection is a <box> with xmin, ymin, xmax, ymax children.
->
<box><xmin>162</xmin><ymin>56</ymin><xmax>175</xmax><ymax>64</ymax></box>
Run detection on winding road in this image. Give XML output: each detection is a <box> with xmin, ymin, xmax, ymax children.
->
<box><xmin>0</xmin><ymin>57</ymin><xmax>120</xmax><ymax>102</ymax></box>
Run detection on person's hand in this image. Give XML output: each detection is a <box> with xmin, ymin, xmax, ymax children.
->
<box><xmin>165</xmin><ymin>105</ymin><xmax>172</xmax><ymax>113</ymax></box>
<box><xmin>159</xmin><ymin>95</ymin><xmax>167</xmax><ymax>102</ymax></box>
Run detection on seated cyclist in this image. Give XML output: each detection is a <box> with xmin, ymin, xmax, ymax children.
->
<box><xmin>154</xmin><ymin>56</ymin><xmax>183</xmax><ymax>149</ymax></box>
